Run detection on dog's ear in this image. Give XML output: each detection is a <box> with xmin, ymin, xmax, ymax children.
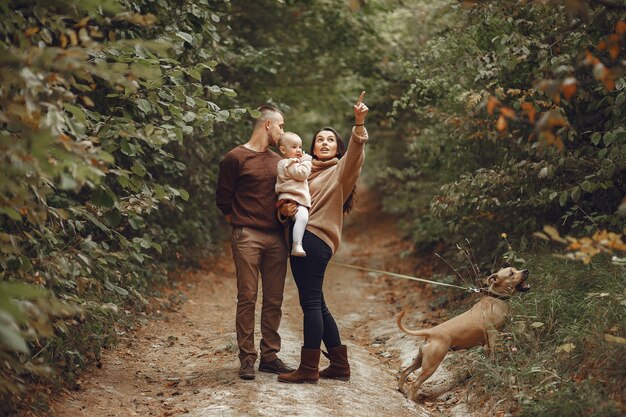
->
<box><xmin>486</xmin><ymin>273</ymin><xmax>498</xmax><ymax>285</ymax></box>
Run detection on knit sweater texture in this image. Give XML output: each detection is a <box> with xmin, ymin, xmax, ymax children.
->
<box><xmin>306</xmin><ymin>127</ymin><xmax>368</xmax><ymax>253</ymax></box>
<box><xmin>275</xmin><ymin>154</ymin><xmax>312</xmax><ymax>207</ymax></box>
<box><xmin>215</xmin><ymin>145</ymin><xmax>283</xmax><ymax>230</ymax></box>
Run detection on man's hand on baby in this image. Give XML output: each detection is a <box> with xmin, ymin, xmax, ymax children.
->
<box><xmin>279</xmin><ymin>202</ymin><xmax>298</xmax><ymax>217</ymax></box>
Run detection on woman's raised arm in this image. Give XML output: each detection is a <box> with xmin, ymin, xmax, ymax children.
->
<box><xmin>335</xmin><ymin>91</ymin><xmax>369</xmax><ymax>184</ymax></box>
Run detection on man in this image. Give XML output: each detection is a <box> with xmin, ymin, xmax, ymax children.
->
<box><xmin>215</xmin><ymin>105</ymin><xmax>294</xmax><ymax>380</ymax></box>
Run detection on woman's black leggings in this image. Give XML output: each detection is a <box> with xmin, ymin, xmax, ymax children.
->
<box><xmin>289</xmin><ymin>230</ymin><xmax>342</xmax><ymax>349</ymax></box>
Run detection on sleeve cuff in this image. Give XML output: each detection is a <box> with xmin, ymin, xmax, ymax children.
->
<box><xmin>351</xmin><ymin>126</ymin><xmax>369</xmax><ymax>144</ymax></box>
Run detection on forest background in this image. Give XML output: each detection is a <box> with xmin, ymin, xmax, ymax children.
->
<box><xmin>0</xmin><ymin>0</ymin><xmax>624</xmax><ymax>415</ymax></box>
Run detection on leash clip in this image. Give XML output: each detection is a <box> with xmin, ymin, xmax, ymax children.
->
<box><xmin>467</xmin><ymin>287</ymin><xmax>481</xmax><ymax>293</ymax></box>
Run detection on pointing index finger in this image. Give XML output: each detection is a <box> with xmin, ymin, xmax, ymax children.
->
<box><xmin>355</xmin><ymin>91</ymin><xmax>366</xmax><ymax>106</ymax></box>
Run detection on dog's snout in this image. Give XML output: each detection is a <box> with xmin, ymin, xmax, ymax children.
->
<box><xmin>522</xmin><ymin>269</ymin><xmax>529</xmax><ymax>276</ymax></box>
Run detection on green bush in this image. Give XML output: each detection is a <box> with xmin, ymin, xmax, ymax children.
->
<box><xmin>0</xmin><ymin>0</ymin><xmax>243</xmax><ymax>410</ymax></box>
<box><xmin>374</xmin><ymin>0</ymin><xmax>626</xmax><ymax>261</ymax></box>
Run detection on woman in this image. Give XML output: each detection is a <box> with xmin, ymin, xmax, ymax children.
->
<box><xmin>278</xmin><ymin>92</ymin><xmax>369</xmax><ymax>383</ymax></box>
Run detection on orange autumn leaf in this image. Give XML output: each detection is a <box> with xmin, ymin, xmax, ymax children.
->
<box><xmin>603</xmin><ymin>77</ymin><xmax>615</xmax><ymax>91</ymax></box>
<box><xmin>521</xmin><ymin>102</ymin><xmax>536</xmax><ymax>123</ymax></box>
<box><xmin>125</xmin><ymin>13</ymin><xmax>157</xmax><ymax>26</ymax></box>
<box><xmin>68</xmin><ymin>30</ymin><xmax>78</xmax><ymax>46</ymax></box>
<box><xmin>616</xmin><ymin>20</ymin><xmax>626</xmax><ymax>35</ymax></box>
<box><xmin>25</xmin><ymin>27</ymin><xmax>40</xmax><ymax>36</ymax></box>
<box><xmin>549</xmin><ymin>117</ymin><xmax>567</xmax><ymax>128</ymax></box>
<box><xmin>536</xmin><ymin>79</ymin><xmax>550</xmax><ymax>93</ymax></box>
<box><xmin>561</xmin><ymin>77</ymin><xmax>577</xmax><ymax>100</ymax></box>
<box><xmin>539</xmin><ymin>110</ymin><xmax>567</xmax><ymax>129</ymax></box>
<box><xmin>60</xmin><ymin>33</ymin><xmax>68</xmax><ymax>48</ymax></box>
<box><xmin>496</xmin><ymin>115</ymin><xmax>507</xmax><ymax>132</ymax></box>
<box><xmin>89</xmin><ymin>27</ymin><xmax>104</xmax><ymax>39</ymax></box>
<box><xmin>543</xmin><ymin>130</ymin><xmax>556</xmax><ymax>145</ymax></box>
<box><xmin>75</xmin><ymin>17</ymin><xmax>90</xmax><ymax>29</ymax></box>
<box><xmin>487</xmin><ymin>96</ymin><xmax>500</xmax><ymax>116</ymax></box>
<box><xmin>568</xmin><ymin>242</ymin><xmax>582</xmax><ymax>250</ymax></box>
<box><xmin>500</xmin><ymin>107</ymin><xmax>516</xmax><ymax>119</ymax></box>
<box><xmin>607</xmin><ymin>34</ymin><xmax>621</xmax><ymax>59</ymax></box>
<box><xmin>81</xmin><ymin>96</ymin><xmax>94</xmax><ymax>107</ymax></box>
<box><xmin>555</xmin><ymin>136</ymin><xmax>564</xmax><ymax>151</ymax></box>
<box><xmin>585</xmin><ymin>50</ymin><xmax>599</xmax><ymax>65</ymax></box>
<box><xmin>597</xmin><ymin>40</ymin><xmax>606</xmax><ymax>51</ymax></box>
<box><xmin>596</xmin><ymin>64</ymin><xmax>616</xmax><ymax>91</ymax></box>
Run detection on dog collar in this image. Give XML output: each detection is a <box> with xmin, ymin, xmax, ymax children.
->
<box><xmin>478</xmin><ymin>287</ymin><xmax>511</xmax><ymax>300</ymax></box>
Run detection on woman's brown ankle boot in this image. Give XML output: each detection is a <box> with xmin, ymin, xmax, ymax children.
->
<box><xmin>319</xmin><ymin>345</ymin><xmax>350</xmax><ymax>381</ymax></box>
<box><xmin>277</xmin><ymin>348</ymin><xmax>320</xmax><ymax>383</ymax></box>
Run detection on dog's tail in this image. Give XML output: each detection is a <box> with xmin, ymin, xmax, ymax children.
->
<box><xmin>397</xmin><ymin>311</ymin><xmax>431</xmax><ymax>337</ymax></box>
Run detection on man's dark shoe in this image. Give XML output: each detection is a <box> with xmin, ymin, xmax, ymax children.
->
<box><xmin>239</xmin><ymin>358</ymin><xmax>256</xmax><ymax>380</ymax></box>
<box><xmin>258</xmin><ymin>358</ymin><xmax>294</xmax><ymax>374</ymax></box>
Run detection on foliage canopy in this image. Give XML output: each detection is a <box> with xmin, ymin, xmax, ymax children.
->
<box><xmin>1</xmin><ymin>0</ymin><xmax>624</xmax><ymax>414</ymax></box>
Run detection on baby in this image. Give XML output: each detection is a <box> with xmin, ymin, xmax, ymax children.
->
<box><xmin>275</xmin><ymin>132</ymin><xmax>312</xmax><ymax>257</ymax></box>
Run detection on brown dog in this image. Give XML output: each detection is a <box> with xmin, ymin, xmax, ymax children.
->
<box><xmin>397</xmin><ymin>267</ymin><xmax>530</xmax><ymax>400</ymax></box>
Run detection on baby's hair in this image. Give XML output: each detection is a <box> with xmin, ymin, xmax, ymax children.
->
<box><xmin>278</xmin><ymin>131</ymin><xmax>302</xmax><ymax>152</ymax></box>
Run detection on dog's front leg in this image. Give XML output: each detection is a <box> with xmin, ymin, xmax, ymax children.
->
<box><xmin>485</xmin><ymin>329</ymin><xmax>498</xmax><ymax>360</ymax></box>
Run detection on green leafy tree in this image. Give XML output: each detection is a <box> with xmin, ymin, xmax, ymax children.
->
<box><xmin>374</xmin><ymin>0</ymin><xmax>626</xmax><ymax>259</ymax></box>
<box><xmin>0</xmin><ymin>0</ymin><xmax>240</xmax><ymax>410</ymax></box>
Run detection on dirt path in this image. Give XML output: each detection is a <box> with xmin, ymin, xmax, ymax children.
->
<box><xmin>52</xmin><ymin>190</ymin><xmax>476</xmax><ymax>417</ymax></box>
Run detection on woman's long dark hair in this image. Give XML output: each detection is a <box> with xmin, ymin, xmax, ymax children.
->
<box><xmin>310</xmin><ymin>127</ymin><xmax>357</xmax><ymax>214</ymax></box>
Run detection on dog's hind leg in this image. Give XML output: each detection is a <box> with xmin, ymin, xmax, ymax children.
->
<box><xmin>407</xmin><ymin>340</ymin><xmax>448</xmax><ymax>401</ymax></box>
<box><xmin>398</xmin><ymin>343</ymin><xmax>423</xmax><ymax>392</ymax></box>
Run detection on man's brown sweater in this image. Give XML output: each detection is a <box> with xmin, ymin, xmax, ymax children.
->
<box><xmin>306</xmin><ymin>127</ymin><xmax>368</xmax><ymax>253</ymax></box>
<box><xmin>215</xmin><ymin>145</ymin><xmax>283</xmax><ymax>230</ymax></box>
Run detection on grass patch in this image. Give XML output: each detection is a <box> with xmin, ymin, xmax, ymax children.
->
<box><xmin>467</xmin><ymin>251</ymin><xmax>625</xmax><ymax>416</ymax></box>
